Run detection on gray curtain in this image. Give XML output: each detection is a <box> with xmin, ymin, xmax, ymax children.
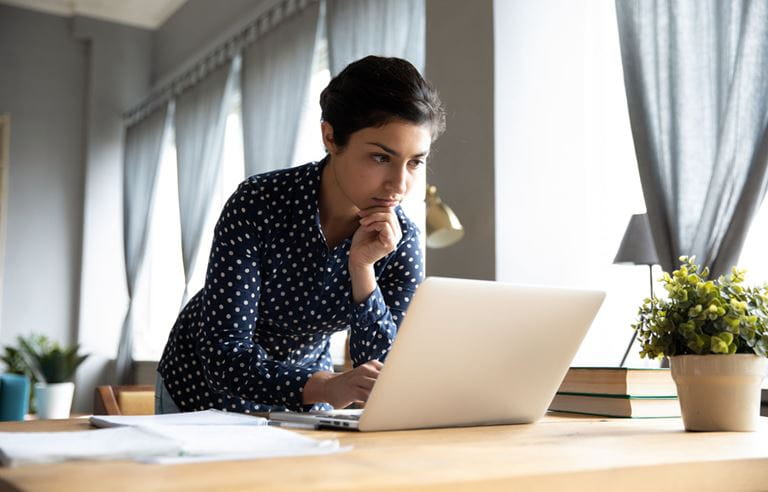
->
<box><xmin>174</xmin><ymin>58</ymin><xmax>239</xmax><ymax>306</ymax></box>
<box><xmin>241</xmin><ymin>1</ymin><xmax>320</xmax><ymax>176</ymax></box>
<box><xmin>616</xmin><ymin>0</ymin><xmax>768</xmax><ymax>277</ymax></box>
<box><xmin>325</xmin><ymin>0</ymin><xmax>425</xmax><ymax>76</ymax></box>
<box><xmin>117</xmin><ymin>104</ymin><xmax>170</xmax><ymax>384</ymax></box>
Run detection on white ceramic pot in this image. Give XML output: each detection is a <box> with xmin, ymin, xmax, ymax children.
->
<box><xmin>34</xmin><ymin>382</ymin><xmax>75</xmax><ymax>420</ymax></box>
<box><xmin>670</xmin><ymin>354</ymin><xmax>767</xmax><ymax>432</ymax></box>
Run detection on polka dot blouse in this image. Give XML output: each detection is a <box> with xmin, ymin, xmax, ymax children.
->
<box><xmin>158</xmin><ymin>159</ymin><xmax>425</xmax><ymax>413</ymax></box>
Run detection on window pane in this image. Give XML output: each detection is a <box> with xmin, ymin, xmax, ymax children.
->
<box><xmin>293</xmin><ymin>37</ymin><xmax>330</xmax><ymax>167</ymax></box>
<box><xmin>133</xmin><ymin>125</ymin><xmax>185</xmax><ymax>361</ymax></box>
<box><xmin>494</xmin><ymin>0</ymin><xmax>655</xmax><ymax>367</ymax></box>
<box><xmin>188</xmin><ymin>104</ymin><xmax>246</xmax><ymax>295</ymax></box>
<box><xmin>737</xmin><ymin>197</ymin><xmax>768</xmax><ymax>285</ymax></box>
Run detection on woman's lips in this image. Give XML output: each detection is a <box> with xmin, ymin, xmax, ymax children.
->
<box><xmin>373</xmin><ymin>198</ymin><xmax>400</xmax><ymax>207</ymax></box>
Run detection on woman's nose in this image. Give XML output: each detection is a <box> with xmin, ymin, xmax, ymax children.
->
<box><xmin>386</xmin><ymin>165</ymin><xmax>408</xmax><ymax>195</ymax></box>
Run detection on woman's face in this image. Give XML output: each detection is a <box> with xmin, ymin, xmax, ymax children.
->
<box><xmin>323</xmin><ymin>119</ymin><xmax>431</xmax><ymax>211</ymax></box>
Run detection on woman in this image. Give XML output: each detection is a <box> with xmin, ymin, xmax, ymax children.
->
<box><xmin>156</xmin><ymin>56</ymin><xmax>446</xmax><ymax>414</ymax></box>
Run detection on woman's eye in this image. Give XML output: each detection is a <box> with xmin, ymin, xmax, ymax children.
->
<box><xmin>408</xmin><ymin>159</ymin><xmax>425</xmax><ymax>168</ymax></box>
<box><xmin>372</xmin><ymin>154</ymin><xmax>390</xmax><ymax>163</ymax></box>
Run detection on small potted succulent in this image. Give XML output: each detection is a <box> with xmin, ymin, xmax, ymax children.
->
<box><xmin>633</xmin><ymin>256</ymin><xmax>768</xmax><ymax>431</ymax></box>
<box><xmin>18</xmin><ymin>335</ymin><xmax>88</xmax><ymax>420</ymax></box>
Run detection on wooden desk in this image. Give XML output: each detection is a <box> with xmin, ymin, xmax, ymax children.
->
<box><xmin>0</xmin><ymin>414</ymin><xmax>767</xmax><ymax>491</ymax></box>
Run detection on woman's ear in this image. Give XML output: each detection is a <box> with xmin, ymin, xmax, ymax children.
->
<box><xmin>321</xmin><ymin>121</ymin><xmax>338</xmax><ymax>154</ymax></box>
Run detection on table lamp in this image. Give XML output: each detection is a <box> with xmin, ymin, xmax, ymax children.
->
<box><xmin>425</xmin><ymin>185</ymin><xmax>464</xmax><ymax>248</ymax></box>
<box><xmin>614</xmin><ymin>213</ymin><xmax>660</xmax><ymax>367</ymax></box>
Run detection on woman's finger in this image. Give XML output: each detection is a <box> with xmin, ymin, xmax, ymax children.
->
<box><xmin>386</xmin><ymin>212</ymin><xmax>402</xmax><ymax>242</ymax></box>
<box><xmin>355</xmin><ymin>376</ymin><xmax>378</xmax><ymax>390</ymax></box>
<box><xmin>359</xmin><ymin>213</ymin><xmax>394</xmax><ymax>226</ymax></box>
<box><xmin>356</xmin><ymin>364</ymin><xmax>381</xmax><ymax>377</ymax></box>
<box><xmin>355</xmin><ymin>387</ymin><xmax>372</xmax><ymax>401</ymax></box>
<box><xmin>377</xmin><ymin>222</ymin><xmax>397</xmax><ymax>249</ymax></box>
<box><xmin>358</xmin><ymin>206</ymin><xmax>395</xmax><ymax>218</ymax></box>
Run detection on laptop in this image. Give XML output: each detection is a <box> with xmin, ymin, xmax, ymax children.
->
<box><xmin>269</xmin><ymin>276</ymin><xmax>605</xmax><ymax>431</ymax></box>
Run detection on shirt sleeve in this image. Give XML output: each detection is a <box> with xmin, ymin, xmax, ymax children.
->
<box><xmin>348</xmin><ymin>231</ymin><xmax>425</xmax><ymax>365</ymax></box>
<box><xmin>194</xmin><ymin>182</ymin><xmax>314</xmax><ymax>411</ymax></box>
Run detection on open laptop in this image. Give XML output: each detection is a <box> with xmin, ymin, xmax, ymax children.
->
<box><xmin>269</xmin><ymin>276</ymin><xmax>605</xmax><ymax>431</ymax></box>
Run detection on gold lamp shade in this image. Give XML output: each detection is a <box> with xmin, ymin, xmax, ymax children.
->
<box><xmin>425</xmin><ymin>185</ymin><xmax>464</xmax><ymax>248</ymax></box>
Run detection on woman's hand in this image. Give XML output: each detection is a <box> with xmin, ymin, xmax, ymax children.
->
<box><xmin>349</xmin><ymin>207</ymin><xmax>403</xmax><ymax>269</ymax></box>
<box><xmin>347</xmin><ymin>207</ymin><xmax>402</xmax><ymax>303</ymax></box>
<box><xmin>302</xmin><ymin>360</ymin><xmax>384</xmax><ymax>408</ymax></box>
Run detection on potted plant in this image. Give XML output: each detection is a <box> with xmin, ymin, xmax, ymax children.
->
<box><xmin>633</xmin><ymin>256</ymin><xmax>768</xmax><ymax>431</ymax></box>
<box><xmin>0</xmin><ymin>334</ymin><xmax>50</xmax><ymax>416</ymax></box>
<box><xmin>18</xmin><ymin>336</ymin><xmax>88</xmax><ymax>420</ymax></box>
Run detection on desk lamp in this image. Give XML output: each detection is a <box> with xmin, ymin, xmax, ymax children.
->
<box><xmin>614</xmin><ymin>213</ymin><xmax>660</xmax><ymax>367</ymax></box>
<box><xmin>425</xmin><ymin>185</ymin><xmax>464</xmax><ymax>248</ymax></box>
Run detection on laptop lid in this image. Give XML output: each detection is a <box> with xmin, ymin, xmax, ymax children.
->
<box><xmin>357</xmin><ymin>277</ymin><xmax>605</xmax><ymax>431</ymax></box>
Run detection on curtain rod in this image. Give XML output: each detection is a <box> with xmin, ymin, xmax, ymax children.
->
<box><xmin>123</xmin><ymin>0</ymin><xmax>317</xmax><ymax>126</ymax></box>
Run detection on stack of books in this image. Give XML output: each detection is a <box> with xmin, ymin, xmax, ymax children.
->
<box><xmin>549</xmin><ymin>367</ymin><xmax>681</xmax><ymax>418</ymax></box>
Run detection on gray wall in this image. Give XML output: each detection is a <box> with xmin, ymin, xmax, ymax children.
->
<box><xmin>0</xmin><ymin>5</ymin><xmax>153</xmax><ymax>412</ymax></box>
<box><xmin>0</xmin><ymin>5</ymin><xmax>87</xmax><ymax>348</ymax></box>
<box><xmin>424</xmin><ymin>0</ymin><xmax>495</xmax><ymax>280</ymax></box>
<box><xmin>72</xmin><ymin>17</ymin><xmax>153</xmax><ymax>413</ymax></box>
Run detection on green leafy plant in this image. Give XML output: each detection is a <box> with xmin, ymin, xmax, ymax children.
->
<box><xmin>1</xmin><ymin>334</ymin><xmax>61</xmax><ymax>413</ymax></box>
<box><xmin>633</xmin><ymin>256</ymin><xmax>768</xmax><ymax>359</ymax></box>
<box><xmin>0</xmin><ymin>334</ymin><xmax>49</xmax><ymax>378</ymax></box>
<box><xmin>16</xmin><ymin>335</ymin><xmax>88</xmax><ymax>384</ymax></box>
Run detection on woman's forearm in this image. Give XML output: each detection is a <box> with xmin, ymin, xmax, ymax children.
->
<box><xmin>349</xmin><ymin>263</ymin><xmax>377</xmax><ymax>303</ymax></box>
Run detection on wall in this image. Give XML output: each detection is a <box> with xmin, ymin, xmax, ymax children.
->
<box><xmin>71</xmin><ymin>17</ymin><xmax>153</xmax><ymax>412</ymax></box>
<box><xmin>0</xmin><ymin>5</ymin><xmax>87</xmax><ymax>348</ymax></box>
<box><xmin>0</xmin><ymin>4</ymin><xmax>154</xmax><ymax>412</ymax></box>
<box><xmin>424</xmin><ymin>0</ymin><xmax>495</xmax><ymax>280</ymax></box>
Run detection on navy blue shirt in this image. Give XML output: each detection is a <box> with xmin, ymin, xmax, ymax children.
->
<box><xmin>158</xmin><ymin>159</ymin><xmax>424</xmax><ymax>413</ymax></box>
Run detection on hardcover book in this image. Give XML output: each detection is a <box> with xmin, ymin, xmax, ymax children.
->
<box><xmin>557</xmin><ymin>367</ymin><xmax>677</xmax><ymax>397</ymax></box>
<box><xmin>549</xmin><ymin>393</ymin><xmax>681</xmax><ymax>418</ymax></box>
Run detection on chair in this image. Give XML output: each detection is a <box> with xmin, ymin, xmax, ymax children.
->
<box><xmin>94</xmin><ymin>385</ymin><xmax>155</xmax><ymax>415</ymax></box>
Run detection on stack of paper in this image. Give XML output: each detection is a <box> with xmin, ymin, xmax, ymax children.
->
<box><xmin>89</xmin><ymin>409</ymin><xmax>267</xmax><ymax>428</ymax></box>
<box><xmin>0</xmin><ymin>427</ymin><xmax>180</xmax><ymax>466</ymax></box>
<box><xmin>0</xmin><ymin>411</ymin><xmax>349</xmax><ymax>466</ymax></box>
<box><xmin>138</xmin><ymin>425</ymin><xmax>344</xmax><ymax>465</ymax></box>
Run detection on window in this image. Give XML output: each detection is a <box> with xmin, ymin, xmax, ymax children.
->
<box><xmin>187</xmin><ymin>99</ymin><xmax>246</xmax><ymax>296</ymax></box>
<box><xmin>133</xmin><ymin>123</ymin><xmax>185</xmax><ymax>361</ymax></box>
<box><xmin>494</xmin><ymin>0</ymin><xmax>657</xmax><ymax>367</ymax></box>
<box><xmin>292</xmin><ymin>38</ymin><xmax>350</xmax><ymax>367</ymax></box>
<box><xmin>737</xmin><ymin>198</ymin><xmax>768</xmax><ymax>285</ymax></box>
<box><xmin>134</xmin><ymin>38</ymin><xmax>338</xmax><ymax>362</ymax></box>
<box><xmin>293</xmin><ymin>37</ymin><xmax>330</xmax><ymax>167</ymax></box>
<box><xmin>134</xmin><ymin>101</ymin><xmax>245</xmax><ymax>361</ymax></box>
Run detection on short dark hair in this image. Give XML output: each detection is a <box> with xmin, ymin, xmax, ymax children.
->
<box><xmin>319</xmin><ymin>56</ymin><xmax>446</xmax><ymax>148</ymax></box>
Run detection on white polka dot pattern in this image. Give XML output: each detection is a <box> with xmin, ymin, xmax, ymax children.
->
<box><xmin>158</xmin><ymin>159</ymin><xmax>424</xmax><ymax>413</ymax></box>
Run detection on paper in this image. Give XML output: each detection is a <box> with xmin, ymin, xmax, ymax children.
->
<box><xmin>138</xmin><ymin>425</ymin><xmax>348</xmax><ymax>464</ymax></box>
<box><xmin>0</xmin><ymin>424</ymin><xmax>348</xmax><ymax>467</ymax></box>
<box><xmin>0</xmin><ymin>427</ymin><xmax>181</xmax><ymax>466</ymax></box>
<box><xmin>89</xmin><ymin>409</ymin><xmax>267</xmax><ymax>428</ymax></box>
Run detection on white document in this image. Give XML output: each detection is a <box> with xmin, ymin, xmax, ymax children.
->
<box><xmin>89</xmin><ymin>409</ymin><xmax>267</xmax><ymax>428</ymax></box>
<box><xmin>0</xmin><ymin>424</ymin><xmax>348</xmax><ymax>467</ymax></box>
<box><xmin>0</xmin><ymin>427</ymin><xmax>181</xmax><ymax>466</ymax></box>
<box><xmin>138</xmin><ymin>425</ymin><xmax>348</xmax><ymax>464</ymax></box>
